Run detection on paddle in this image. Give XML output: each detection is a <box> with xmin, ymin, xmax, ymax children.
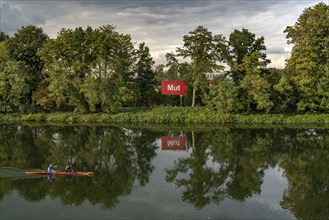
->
<box><xmin>53</xmin><ymin>160</ymin><xmax>59</xmax><ymax>171</ymax></box>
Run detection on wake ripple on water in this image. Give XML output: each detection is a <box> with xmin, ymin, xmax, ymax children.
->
<box><xmin>0</xmin><ymin>167</ymin><xmax>43</xmax><ymax>179</ymax></box>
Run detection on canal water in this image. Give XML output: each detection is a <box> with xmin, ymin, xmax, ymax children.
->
<box><xmin>0</xmin><ymin>123</ymin><xmax>328</xmax><ymax>219</ymax></box>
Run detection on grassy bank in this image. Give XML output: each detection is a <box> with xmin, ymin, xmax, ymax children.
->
<box><xmin>1</xmin><ymin>106</ymin><xmax>329</xmax><ymax>125</ymax></box>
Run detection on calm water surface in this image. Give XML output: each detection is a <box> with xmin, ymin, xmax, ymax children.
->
<box><xmin>0</xmin><ymin>123</ymin><xmax>328</xmax><ymax>219</ymax></box>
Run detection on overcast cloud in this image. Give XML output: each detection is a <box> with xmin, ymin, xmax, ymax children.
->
<box><xmin>0</xmin><ymin>0</ymin><xmax>323</xmax><ymax>68</ymax></box>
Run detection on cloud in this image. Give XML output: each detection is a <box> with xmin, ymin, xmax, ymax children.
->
<box><xmin>267</xmin><ymin>54</ymin><xmax>289</xmax><ymax>69</ymax></box>
<box><xmin>266</xmin><ymin>47</ymin><xmax>290</xmax><ymax>55</ymax></box>
<box><xmin>0</xmin><ymin>0</ymin><xmax>323</xmax><ymax>67</ymax></box>
<box><xmin>1</xmin><ymin>1</ymin><xmax>46</xmax><ymax>34</ymax></box>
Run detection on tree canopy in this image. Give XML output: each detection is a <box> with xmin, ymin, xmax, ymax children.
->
<box><xmin>280</xmin><ymin>2</ymin><xmax>329</xmax><ymax>113</ymax></box>
<box><xmin>176</xmin><ymin>26</ymin><xmax>226</xmax><ymax>107</ymax></box>
<box><xmin>0</xmin><ymin>2</ymin><xmax>327</xmax><ymax>114</ymax></box>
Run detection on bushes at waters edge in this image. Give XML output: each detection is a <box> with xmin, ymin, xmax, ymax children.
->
<box><xmin>0</xmin><ymin>107</ymin><xmax>329</xmax><ymax>124</ymax></box>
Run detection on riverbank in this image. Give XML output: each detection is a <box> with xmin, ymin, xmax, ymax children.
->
<box><xmin>1</xmin><ymin>107</ymin><xmax>329</xmax><ymax>125</ymax></box>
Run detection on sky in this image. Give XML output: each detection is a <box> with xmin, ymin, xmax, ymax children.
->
<box><xmin>0</xmin><ymin>0</ymin><xmax>324</xmax><ymax>68</ymax></box>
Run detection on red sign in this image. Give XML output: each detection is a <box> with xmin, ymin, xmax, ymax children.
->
<box><xmin>161</xmin><ymin>80</ymin><xmax>186</xmax><ymax>95</ymax></box>
<box><xmin>161</xmin><ymin>136</ymin><xmax>186</xmax><ymax>151</ymax></box>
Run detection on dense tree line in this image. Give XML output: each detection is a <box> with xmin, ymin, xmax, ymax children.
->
<box><xmin>0</xmin><ymin>25</ymin><xmax>157</xmax><ymax>113</ymax></box>
<box><xmin>0</xmin><ymin>3</ymin><xmax>328</xmax><ymax>113</ymax></box>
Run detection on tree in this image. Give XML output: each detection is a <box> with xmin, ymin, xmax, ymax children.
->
<box><xmin>135</xmin><ymin>43</ymin><xmax>156</xmax><ymax>106</ymax></box>
<box><xmin>224</xmin><ymin>28</ymin><xmax>271</xmax><ymax>112</ymax></box>
<box><xmin>280</xmin><ymin>2</ymin><xmax>329</xmax><ymax>112</ymax></box>
<box><xmin>81</xmin><ymin>25</ymin><xmax>136</xmax><ymax>112</ymax></box>
<box><xmin>239</xmin><ymin>52</ymin><xmax>273</xmax><ymax>112</ymax></box>
<box><xmin>38</xmin><ymin>25</ymin><xmax>136</xmax><ymax>112</ymax></box>
<box><xmin>165</xmin><ymin>52</ymin><xmax>180</xmax><ymax>79</ymax></box>
<box><xmin>0</xmin><ymin>42</ymin><xmax>30</xmax><ymax>112</ymax></box>
<box><xmin>226</xmin><ymin>28</ymin><xmax>267</xmax><ymax>86</ymax></box>
<box><xmin>0</xmin><ymin>31</ymin><xmax>9</xmax><ymax>43</ymax></box>
<box><xmin>5</xmin><ymin>25</ymin><xmax>48</xmax><ymax>109</ymax></box>
<box><xmin>265</xmin><ymin>68</ymin><xmax>290</xmax><ymax>113</ymax></box>
<box><xmin>37</xmin><ymin>28</ymin><xmax>88</xmax><ymax>112</ymax></box>
<box><xmin>206</xmin><ymin>79</ymin><xmax>244</xmax><ymax>113</ymax></box>
<box><xmin>177</xmin><ymin>26</ymin><xmax>226</xmax><ymax>107</ymax></box>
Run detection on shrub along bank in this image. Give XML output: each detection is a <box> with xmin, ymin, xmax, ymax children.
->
<box><xmin>1</xmin><ymin>107</ymin><xmax>329</xmax><ymax>125</ymax></box>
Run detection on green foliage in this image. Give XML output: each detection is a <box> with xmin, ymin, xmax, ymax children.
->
<box><xmin>294</xmin><ymin>64</ymin><xmax>329</xmax><ymax>112</ymax></box>
<box><xmin>223</xmin><ymin>28</ymin><xmax>272</xmax><ymax>113</ymax></box>
<box><xmin>6</xmin><ymin>25</ymin><xmax>48</xmax><ymax>75</ymax></box>
<box><xmin>316</xmin><ymin>64</ymin><xmax>329</xmax><ymax>111</ymax></box>
<box><xmin>1</xmin><ymin>3</ymin><xmax>327</xmax><ymax>115</ymax></box>
<box><xmin>0</xmin><ymin>42</ymin><xmax>31</xmax><ymax>112</ymax></box>
<box><xmin>37</xmin><ymin>25</ymin><xmax>136</xmax><ymax>112</ymax></box>
<box><xmin>283</xmin><ymin>2</ymin><xmax>329</xmax><ymax>113</ymax></box>
<box><xmin>165</xmin><ymin>52</ymin><xmax>180</xmax><ymax>79</ymax></box>
<box><xmin>5</xmin><ymin>25</ymin><xmax>48</xmax><ymax>108</ymax></box>
<box><xmin>239</xmin><ymin>52</ymin><xmax>273</xmax><ymax>112</ymax></box>
<box><xmin>206</xmin><ymin>79</ymin><xmax>244</xmax><ymax>113</ymax></box>
<box><xmin>227</xmin><ymin>28</ymin><xmax>268</xmax><ymax>86</ymax></box>
<box><xmin>177</xmin><ymin>26</ymin><xmax>226</xmax><ymax>106</ymax></box>
<box><xmin>21</xmin><ymin>113</ymin><xmax>46</xmax><ymax>121</ymax></box>
<box><xmin>266</xmin><ymin>68</ymin><xmax>292</xmax><ymax>113</ymax></box>
<box><xmin>135</xmin><ymin>43</ymin><xmax>156</xmax><ymax>106</ymax></box>
<box><xmin>0</xmin><ymin>31</ymin><xmax>9</xmax><ymax>43</ymax></box>
<box><xmin>1</xmin><ymin>107</ymin><xmax>329</xmax><ymax>125</ymax></box>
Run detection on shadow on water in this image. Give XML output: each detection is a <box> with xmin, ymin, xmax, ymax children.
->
<box><xmin>0</xmin><ymin>122</ymin><xmax>328</xmax><ymax>219</ymax></box>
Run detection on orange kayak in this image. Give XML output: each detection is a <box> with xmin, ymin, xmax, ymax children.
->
<box><xmin>25</xmin><ymin>171</ymin><xmax>94</xmax><ymax>175</ymax></box>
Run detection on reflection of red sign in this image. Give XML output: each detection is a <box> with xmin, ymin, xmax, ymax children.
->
<box><xmin>161</xmin><ymin>136</ymin><xmax>186</xmax><ymax>151</ymax></box>
<box><xmin>161</xmin><ymin>80</ymin><xmax>186</xmax><ymax>95</ymax></box>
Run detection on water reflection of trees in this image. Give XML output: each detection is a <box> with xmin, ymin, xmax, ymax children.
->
<box><xmin>166</xmin><ymin>131</ymin><xmax>227</xmax><ymax>209</ymax></box>
<box><xmin>0</xmin><ymin>124</ymin><xmax>158</xmax><ymax>209</ymax></box>
<box><xmin>165</xmin><ymin>127</ymin><xmax>329</xmax><ymax>219</ymax></box>
<box><xmin>165</xmin><ymin>129</ymin><xmax>273</xmax><ymax>208</ymax></box>
<box><xmin>279</xmin><ymin>129</ymin><xmax>329</xmax><ymax>219</ymax></box>
<box><xmin>0</xmin><ymin>124</ymin><xmax>328</xmax><ymax>219</ymax></box>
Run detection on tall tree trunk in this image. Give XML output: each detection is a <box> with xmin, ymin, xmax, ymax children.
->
<box><xmin>192</xmin><ymin>86</ymin><xmax>196</xmax><ymax>107</ymax></box>
<box><xmin>192</xmin><ymin>131</ymin><xmax>195</xmax><ymax>150</ymax></box>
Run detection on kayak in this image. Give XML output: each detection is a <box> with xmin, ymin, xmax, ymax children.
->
<box><xmin>25</xmin><ymin>171</ymin><xmax>94</xmax><ymax>175</ymax></box>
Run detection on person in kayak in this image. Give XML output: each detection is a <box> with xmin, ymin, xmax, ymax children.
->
<box><xmin>65</xmin><ymin>162</ymin><xmax>73</xmax><ymax>172</ymax></box>
<box><xmin>47</xmin><ymin>164</ymin><xmax>58</xmax><ymax>172</ymax></box>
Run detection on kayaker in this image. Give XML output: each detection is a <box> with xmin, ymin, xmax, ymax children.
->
<box><xmin>47</xmin><ymin>164</ymin><xmax>58</xmax><ymax>172</ymax></box>
<box><xmin>65</xmin><ymin>162</ymin><xmax>73</xmax><ymax>172</ymax></box>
